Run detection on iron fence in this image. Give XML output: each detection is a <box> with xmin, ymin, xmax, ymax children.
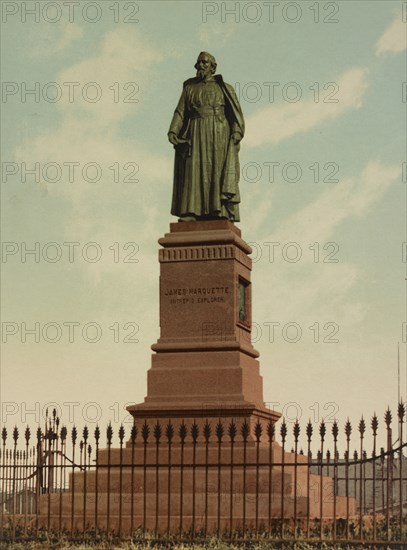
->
<box><xmin>0</xmin><ymin>403</ymin><xmax>406</xmax><ymax>546</ymax></box>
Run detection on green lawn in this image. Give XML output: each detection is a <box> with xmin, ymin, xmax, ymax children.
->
<box><xmin>0</xmin><ymin>542</ymin><xmax>397</xmax><ymax>550</ymax></box>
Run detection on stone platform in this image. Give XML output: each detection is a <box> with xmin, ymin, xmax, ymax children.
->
<box><xmin>40</xmin><ymin>433</ymin><xmax>355</xmax><ymax>533</ymax></box>
<box><xmin>142</xmin><ymin>220</ymin><xmax>267</xmax><ymax>410</ymax></box>
<box><xmin>39</xmin><ymin>222</ymin><xmax>356</xmax><ymax>533</ymax></box>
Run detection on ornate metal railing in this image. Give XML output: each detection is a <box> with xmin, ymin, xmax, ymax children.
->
<box><xmin>1</xmin><ymin>404</ymin><xmax>406</xmax><ymax>546</ymax></box>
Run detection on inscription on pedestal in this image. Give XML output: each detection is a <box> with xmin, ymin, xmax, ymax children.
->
<box><xmin>156</xmin><ymin>222</ymin><xmax>255</xmax><ymax>349</ymax></box>
<box><xmin>165</xmin><ymin>286</ymin><xmax>230</xmax><ymax>305</ymax></box>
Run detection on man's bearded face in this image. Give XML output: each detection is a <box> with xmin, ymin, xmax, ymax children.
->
<box><xmin>196</xmin><ymin>56</ymin><xmax>213</xmax><ymax>80</ymax></box>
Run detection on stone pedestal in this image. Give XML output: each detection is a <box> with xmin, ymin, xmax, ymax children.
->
<box><xmin>41</xmin><ymin>442</ymin><xmax>356</xmax><ymax>534</ymax></box>
<box><xmin>40</xmin><ymin>222</ymin><xmax>356</xmax><ymax>534</ymax></box>
<box><xmin>128</xmin><ymin>220</ymin><xmax>277</xmax><ymax>422</ymax></box>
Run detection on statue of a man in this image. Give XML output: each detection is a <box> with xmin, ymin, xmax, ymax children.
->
<box><xmin>168</xmin><ymin>52</ymin><xmax>245</xmax><ymax>222</ymax></box>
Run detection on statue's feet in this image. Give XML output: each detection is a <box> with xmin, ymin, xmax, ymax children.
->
<box><xmin>178</xmin><ymin>214</ymin><xmax>234</xmax><ymax>223</ymax></box>
<box><xmin>178</xmin><ymin>215</ymin><xmax>197</xmax><ymax>222</ymax></box>
<box><xmin>197</xmin><ymin>214</ymin><xmax>233</xmax><ymax>222</ymax></box>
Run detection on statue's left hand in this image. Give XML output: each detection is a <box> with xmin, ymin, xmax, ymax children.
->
<box><xmin>230</xmin><ymin>132</ymin><xmax>242</xmax><ymax>145</ymax></box>
<box><xmin>168</xmin><ymin>132</ymin><xmax>179</xmax><ymax>145</ymax></box>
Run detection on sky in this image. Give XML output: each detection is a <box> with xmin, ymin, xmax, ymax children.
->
<box><xmin>1</xmin><ymin>0</ymin><xmax>406</xmax><ymax>451</ymax></box>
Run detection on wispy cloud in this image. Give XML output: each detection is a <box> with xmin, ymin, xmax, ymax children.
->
<box><xmin>252</xmin><ymin>161</ymin><xmax>400</xmax><ymax>324</ymax></box>
<box><xmin>56</xmin><ymin>23</ymin><xmax>83</xmax><ymax>52</ymax></box>
<box><xmin>271</xmin><ymin>161</ymin><xmax>400</xmax><ymax>245</ymax></box>
<box><xmin>376</xmin><ymin>15</ymin><xmax>406</xmax><ymax>56</ymax></box>
<box><xmin>54</xmin><ymin>27</ymin><xmax>162</xmax><ymax>127</ymax></box>
<box><xmin>245</xmin><ymin>68</ymin><xmax>369</xmax><ymax>148</ymax></box>
<box><xmin>29</xmin><ymin>22</ymin><xmax>83</xmax><ymax>57</ymax></box>
<box><xmin>13</xmin><ymin>27</ymin><xmax>170</xmax><ymax>289</ymax></box>
<box><xmin>199</xmin><ymin>23</ymin><xmax>236</xmax><ymax>48</ymax></box>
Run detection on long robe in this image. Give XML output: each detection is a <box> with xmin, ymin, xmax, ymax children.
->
<box><xmin>168</xmin><ymin>75</ymin><xmax>245</xmax><ymax>221</ymax></box>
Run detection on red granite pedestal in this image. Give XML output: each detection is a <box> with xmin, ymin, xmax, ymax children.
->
<box><xmin>129</xmin><ymin>219</ymin><xmax>278</xmax><ymax>423</ymax></box>
<box><xmin>40</xmin><ymin>221</ymin><xmax>355</xmax><ymax>533</ymax></box>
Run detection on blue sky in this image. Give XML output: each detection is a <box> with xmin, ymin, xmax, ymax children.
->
<box><xmin>1</xmin><ymin>0</ymin><xmax>406</xmax><ymax>448</ymax></box>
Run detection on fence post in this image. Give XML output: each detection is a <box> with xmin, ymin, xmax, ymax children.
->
<box><xmin>358</xmin><ymin>418</ymin><xmax>365</xmax><ymax>539</ymax></box>
<box><xmin>293</xmin><ymin>420</ymin><xmax>300</xmax><ymax>539</ymax></box>
<box><xmin>130</xmin><ymin>424</ymin><xmax>137</xmax><ymax>538</ymax></box>
<box><xmin>228</xmin><ymin>421</ymin><xmax>237</xmax><ymax>536</ymax></box>
<box><xmin>94</xmin><ymin>425</ymin><xmax>100</xmax><ymax>534</ymax></box>
<box><xmin>398</xmin><ymin>402</ymin><xmax>405</xmax><ymax>537</ymax></box>
<box><xmin>385</xmin><ymin>408</ymin><xmax>392</xmax><ymax>542</ymax></box>
<box><xmin>11</xmin><ymin>427</ymin><xmax>19</xmax><ymax>541</ymax></box>
<box><xmin>241</xmin><ymin>420</ymin><xmax>250</xmax><ymax>538</ymax></box>
<box><xmin>24</xmin><ymin>427</ymin><xmax>30</xmax><ymax>536</ymax></box>
<box><xmin>70</xmin><ymin>427</ymin><xmax>77</xmax><ymax>536</ymax></box>
<box><xmin>141</xmin><ymin>422</ymin><xmax>149</xmax><ymax>537</ymax></box>
<box><xmin>118</xmin><ymin>424</ymin><xmax>125</xmax><ymax>538</ymax></box>
<box><xmin>203</xmin><ymin>421</ymin><xmax>211</xmax><ymax>537</ymax></box>
<box><xmin>332</xmin><ymin>421</ymin><xmax>338</xmax><ymax>541</ymax></box>
<box><xmin>306</xmin><ymin>421</ymin><xmax>313</xmax><ymax>539</ymax></box>
<box><xmin>178</xmin><ymin>422</ymin><xmax>187</xmax><ymax>537</ymax></box>
<box><xmin>106</xmin><ymin>423</ymin><xmax>113</xmax><ymax>535</ymax></box>
<box><xmin>191</xmin><ymin>422</ymin><xmax>199</xmax><ymax>539</ymax></box>
<box><xmin>82</xmin><ymin>426</ymin><xmax>89</xmax><ymax>534</ymax></box>
<box><xmin>36</xmin><ymin>427</ymin><xmax>43</xmax><ymax>537</ymax></box>
<box><xmin>344</xmin><ymin>419</ymin><xmax>351</xmax><ymax>540</ymax></box>
<box><xmin>279</xmin><ymin>420</ymin><xmax>287</xmax><ymax>538</ymax></box>
<box><xmin>371</xmin><ymin>414</ymin><xmax>378</xmax><ymax>540</ymax></box>
<box><xmin>255</xmin><ymin>421</ymin><xmax>262</xmax><ymax>535</ymax></box>
<box><xmin>215</xmin><ymin>421</ymin><xmax>224</xmax><ymax>537</ymax></box>
<box><xmin>319</xmin><ymin>420</ymin><xmax>326</xmax><ymax>540</ymax></box>
<box><xmin>153</xmin><ymin>423</ymin><xmax>161</xmax><ymax>537</ymax></box>
<box><xmin>1</xmin><ymin>428</ymin><xmax>7</xmax><ymax>540</ymax></box>
<box><xmin>268</xmin><ymin>421</ymin><xmax>275</xmax><ymax>536</ymax></box>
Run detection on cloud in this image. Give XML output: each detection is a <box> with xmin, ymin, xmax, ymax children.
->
<box><xmin>56</xmin><ymin>23</ymin><xmax>83</xmax><ymax>52</ymax></box>
<box><xmin>199</xmin><ymin>23</ymin><xmax>235</xmax><ymax>47</ymax></box>
<box><xmin>14</xmin><ymin>26</ymin><xmax>167</xmax><ymax>186</ymax></box>
<box><xmin>251</xmin><ymin>161</ymin><xmax>400</xmax><ymax>326</ymax></box>
<box><xmin>56</xmin><ymin>27</ymin><xmax>163</xmax><ymax>125</ymax></box>
<box><xmin>254</xmin><ymin>260</ymin><xmax>364</xmax><ymax>326</ymax></box>
<box><xmin>376</xmin><ymin>16</ymin><xmax>406</xmax><ymax>56</ymax></box>
<box><xmin>28</xmin><ymin>22</ymin><xmax>83</xmax><ymax>57</ymax></box>
<box><xmin>12</xmin><ymin>27</ymin><xmax>171</xmax><ymax>290</ymax></box>
<box><xmin>245</xmin><ymin>68</ymin><xmax>369</xmax><ymax>148</ymax></box>
<box><xmin>271</xmin><ymin>161</ymin><xmax>400</xmax><ymax>245</ymax></box>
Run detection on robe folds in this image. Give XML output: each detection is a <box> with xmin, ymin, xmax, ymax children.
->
<box><xmin>168</xmin><ymin>75</ymin><xmax>245</xmax><ymax>221</ymax></box>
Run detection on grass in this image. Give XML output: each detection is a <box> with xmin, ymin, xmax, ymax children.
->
<box><xmin>0</xmin><ymin>541</ymin><xmax>400</xmax><ymax>550</ymax></box>
<box><xmin>1</xmin><ymin>521</ymin><xmax>405</xmax><ymax>550</ymax></box>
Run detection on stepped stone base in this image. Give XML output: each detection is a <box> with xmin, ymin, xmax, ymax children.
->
<box><xmin>38</xmin><ymin>222</ymin><xmax>356</xmax><ymax>534</ymax></box>
<box><xmin>38</xmin><ymin>438</ymin><xmax>355</xmax><ymax>534</ymax></box>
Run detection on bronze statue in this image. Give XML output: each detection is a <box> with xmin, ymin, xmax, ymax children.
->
<box><xmin>168</xmin><ymin>52</ymin><xmax>245</xmax><ymax>222</ymax></box>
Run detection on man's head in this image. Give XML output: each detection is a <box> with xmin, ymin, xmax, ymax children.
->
<box><xmin>194</xmin><ymin>52</ymin><xmax>217</xmax><ymax>80</ymax></box>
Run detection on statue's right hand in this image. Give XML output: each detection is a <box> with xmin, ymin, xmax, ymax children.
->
<box><xmin>168</xmin><ymin>133</ymin><xmax>179</xmax><ymax>145</ymax></box>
